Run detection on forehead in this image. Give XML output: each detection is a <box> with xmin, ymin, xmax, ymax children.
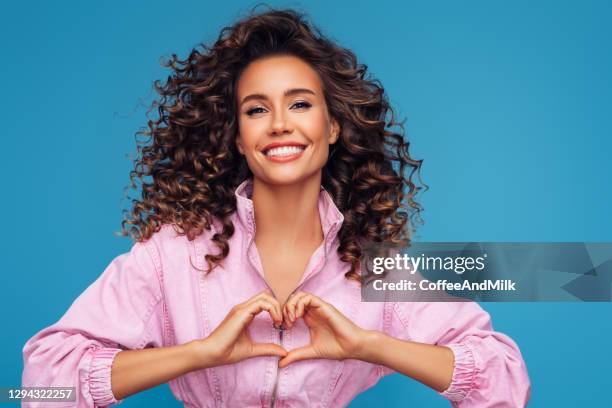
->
<box><xmin>236</xmin><ymin>55</ymin><xmax>324</xmax><ymax>97</ymax></box>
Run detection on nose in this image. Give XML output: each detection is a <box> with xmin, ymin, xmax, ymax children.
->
<box><xmin>269</xmin><ymin>109</ymin><xmax>293</xmax><ymax>136</ymax></box>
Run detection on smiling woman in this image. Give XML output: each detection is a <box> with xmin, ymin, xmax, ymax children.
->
<box><xmin>236</xmin><ymin>55</ymin><xmax>339</xmax><ymax>188</ymax></box>
<box><xmin>21</xmin><ymin>6</ymin><xmax>531</xmax><ymax>408</ymax></box>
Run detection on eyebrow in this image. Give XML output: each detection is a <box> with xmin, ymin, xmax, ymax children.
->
<box><xmin>239</xmin><ymin>88</ymin><xmax>316</xmax><ymax>106</ymax></box>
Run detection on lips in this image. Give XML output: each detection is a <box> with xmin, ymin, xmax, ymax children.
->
<box><xmin>260</xmin><ymin>142</ymin><xmax>307</xmax><ymax>163</ymax></box>
<box><xmin>261</xmin><ymin>142</ymin><xmax>307</xmax><ymax>154</ymax></box>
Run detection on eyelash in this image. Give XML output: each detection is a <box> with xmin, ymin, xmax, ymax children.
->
<box><xmin>245</xmin><ymin>101</ymin><xmax>312</xmax><ymax>117</ymax></box>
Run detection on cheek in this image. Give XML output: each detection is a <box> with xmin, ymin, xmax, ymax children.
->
<box><xmin>313</xmin><ymin>143</ymin><xmax>331</xmax><ymax>163</ymax></box>
<box><xmin>237</xmin><ymin>122</ymin><xmax>262</xmax><ymax>151</ymax></box>
<box><xmin>300</xmin><ymin>111</ymin><xmax>330</xmax><ymax>143</ymax></box>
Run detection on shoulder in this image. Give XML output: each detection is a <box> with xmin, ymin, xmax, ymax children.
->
<box><xmin>144</xmin><ymin>222</ymin><xmax>224</xmax><ymax>268</ymax></box>
<box><xmin>147</xmin><ymin>223</ymin><xmax>190</xmax><ymax>244</ymax></box>
<box><xmin>143</xmin><ymin>223</ymin><xmax>195</xmax><ymax>254</ymax></box>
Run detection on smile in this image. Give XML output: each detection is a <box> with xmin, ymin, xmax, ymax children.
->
<box><xmin>263</xmin><ymin>145</ymin><xmax>306</xmax><ymax>162</ymax></box>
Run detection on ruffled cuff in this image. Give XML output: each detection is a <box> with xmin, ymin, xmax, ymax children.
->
<box><xmin>439</xmin><ymin>343</ymin><xmax>478</xmax><ymax>402</ymax></box>
<box><xmin>89</xmin><ymin>347</ymin><xmax>124</xmax><ymax>407</ymax></box>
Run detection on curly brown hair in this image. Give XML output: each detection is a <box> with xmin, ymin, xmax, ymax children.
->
<box><xmin>120</xmin><ymin>6</ymin><xmax>425</xmax><ymax>282</ymax></box>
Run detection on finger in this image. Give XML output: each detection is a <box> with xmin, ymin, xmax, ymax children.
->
<box><xmin>296</xmin><ymin>294</ymin><xmax>318</xmax><ymax>319</ymax></box>
<box><xmin>246</xmin><ymin>292</ymin><xmax>277</xmax><ymax>309</ymax></box>
<box><xmin>261</xmin><ymin>298</ymin><xmax>283</xmax><ymax>325</ymax></box>
<box><xmin>286</xmin><ymin>292</ymin><xmax>308</xmax><ymax>326</ymax></box>
<box><xmin>248</xmin><ymin>292</ymin><xmax>276</xmax><ymax>307</ymax></box>
<box><xmin>251</xmin><ymin>343</ymin><xmax>288</xmax><ymax>358</ymax></box>
<box><xmin>238</xmin><ymin>291</ymin><xmax>266</xmax><ymax>308</ymax></box>
<box><xmin>293</xmin><ymin>292</ymin><xmax>310</xmax><ymax>314</ymax></box>
<box><xmin>282</xmin><ymin>293</ymin><xmax>296</xmax><ymax>324</ymax></box>
<box><xmin>261</xmin><ymin>300</ymin><xmax>284</xmax><ymax>325</ymax></box>
<box><xmin>245</xmin><ymin>299</ymin><xmax>283</xmax><ymax>325</ymax></box>
<box><xmin>250</xmin><ymin>293</ymin><xmax>283</xmax><ymax>323</ymax></box>
<box><xmin>278</xmin><ymin>345</ymin><xmax>318</xmax><ymax>368</ymax></box>
<box><xmin>298</xmin><ymin>294</ymin><xmax>330</xmax><ymax>322</ymax></box>
<box><xmin>283</xmin><ymin>302</ymin><xmax>292</xmax><ymax>327</ymax></box>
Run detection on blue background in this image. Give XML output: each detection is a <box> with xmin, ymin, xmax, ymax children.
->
<box><xmin>2</xmin><ymin>0</ymin><xmax>611</xmax><ymax>406</ymax></box>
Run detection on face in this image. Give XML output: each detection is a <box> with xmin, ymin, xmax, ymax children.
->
<box><xmin>235</xmin><ymin>54</ymin><xmax>339</xmax><ymax>186</ymax></box>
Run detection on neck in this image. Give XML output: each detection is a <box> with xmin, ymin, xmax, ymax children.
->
<box><xmin>251</xmin><ymin>173</ymin><xmax>324</xmax><ymax>248</ymax></box>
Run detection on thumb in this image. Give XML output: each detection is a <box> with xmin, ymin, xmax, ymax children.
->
<box><xmin>278</xmin><ymin>346</ymin><xmax>318</xmax><ymax>368</ymax></box>
<box><xmin>250</xmin><ymin>343</ymin><xmax>288</xmax><ymax>358</ymax></box>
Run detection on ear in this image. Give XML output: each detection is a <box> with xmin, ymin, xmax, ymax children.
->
<box><xmin>329</xmin><ymin>118</ymin><xmax>340</xmax><ymax>145</ymax></box>
<box><xmin>235</xmin><ymin>134</ymin><xmax>244</xmax><ymax>155</ymax></box>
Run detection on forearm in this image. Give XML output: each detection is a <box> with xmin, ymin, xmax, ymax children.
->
<box><xmin>358</xmin><ymin>330</ymin><xmax>454</xmax><ymax>393</ymax></box>
<box><xmin>111</xmin><ymin>341</ymin><xmax>210</xmax><ymax>400</ymax></box>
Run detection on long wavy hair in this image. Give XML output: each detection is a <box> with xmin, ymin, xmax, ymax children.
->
<box><xmin>120</xmin><ymin>6</ymin><xmax>425</xmax><ymax>282</ymax></box>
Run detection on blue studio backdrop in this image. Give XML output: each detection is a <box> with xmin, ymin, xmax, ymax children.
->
<box><xmin>2</xmin><ymin>1</ymin><xmax>611</xmax><ymax>406</ymax></box>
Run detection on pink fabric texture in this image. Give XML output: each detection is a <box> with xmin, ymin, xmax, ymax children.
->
<box><xmin>22</xmin><ymin>179</ymin><xmax>531</xmax><ymax>407</ymax></box>
<box><xmin>89</xmin><ymin>348</ymin><xmax>124</xmax><ymax>406</ymax></box>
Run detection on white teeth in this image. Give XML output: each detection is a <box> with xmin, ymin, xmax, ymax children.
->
<box><xmin>265</xmin><ymin>146</ymin><xmax>305</xmax><ymax>157</ymax></box>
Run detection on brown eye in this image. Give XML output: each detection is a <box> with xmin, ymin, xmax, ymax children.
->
<box><xmin>246</xmin><ymin>107</ymin><xmax>266</xmax><ymax>116</ymax></box>
<box><xmin>291</xmin><ymin>101</ymin><xmax>312</xmax><ymax>109</ymax></box>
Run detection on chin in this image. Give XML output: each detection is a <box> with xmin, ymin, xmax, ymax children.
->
<box><xmin>265</xmin><ymin>175</ymin><xmax>306</xmax><ymax>186</ymax></box>
<box><xmin>258</xmin><ymin>171</ymin><xmax>317</xmax><ymax>186</ymax></box>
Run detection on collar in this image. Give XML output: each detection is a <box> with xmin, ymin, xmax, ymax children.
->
<box><xmin>233</xmin><ymin>178</ymin><xmax>344</xmax><ymax>246</ymax></box>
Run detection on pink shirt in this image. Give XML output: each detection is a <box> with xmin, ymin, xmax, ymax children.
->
<box><xmin>22</xmin><ymin>179</ymin><xmax>531</xmax><ymax>407</ymax></box>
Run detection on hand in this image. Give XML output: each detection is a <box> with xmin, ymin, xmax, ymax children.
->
<box><xmin>194</xmin><ymin>292</ymin><xmax>288</xmax><ymax>368</ymax></box>
<box><xmin>278</xmin><ymin>291</ymin><xmax>372</xmax><ymax>368</ymax></box>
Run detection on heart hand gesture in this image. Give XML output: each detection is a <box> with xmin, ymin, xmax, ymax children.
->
<box><xmin>195</xmin><ymin>292</ymin><xmax>288</xmax><ymax>368</ymax></box>
<box><xmin>278</xmin><ymin>291</ymin><xmax>371</xmax><ymax>368</ymax></box>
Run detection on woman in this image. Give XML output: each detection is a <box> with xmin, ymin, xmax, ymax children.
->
<box><xmin>22</xmin><ymin>8</ymin><xmax>531</xmax><ymax>408</ymax></box>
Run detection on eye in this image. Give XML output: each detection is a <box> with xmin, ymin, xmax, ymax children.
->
<box><xmin>291</xmin><ymin>101</ymin><xmax>312</xmax><ymax>110</ymax></box>
<box><xmin>245</xmin><ymin>106</ymin><xmax>267</xmax><ymax>116</ymax></box>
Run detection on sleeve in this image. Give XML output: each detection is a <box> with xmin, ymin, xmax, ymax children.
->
<box><xmin>382</xmin><ymin>301</ymin><xmax>531</xmax><ymax>407</ymax></box>
<box><xmin>21</xmin><ymin>239</ymin><xmax>166</xmax><ymax>408</ymax></box>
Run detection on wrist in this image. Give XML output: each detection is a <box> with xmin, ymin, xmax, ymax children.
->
<box><xmin>185</xmin><ymin>340</ymin><xmax>219</xmax><ymax>371</ymax></box>
<box><xmin>354</xmin><ymin>330</ymin><xmax>386</xmax><ymax>363</ymax></box>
